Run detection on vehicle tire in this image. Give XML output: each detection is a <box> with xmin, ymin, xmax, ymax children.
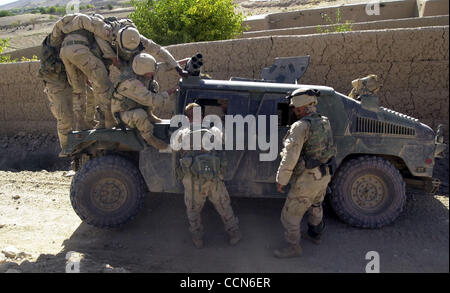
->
<box><xmin>330</xmin><ymin>156</ymin><xmax>406</xmax><ymax>228</ymax></box>
<box><xmin>70</xmin><ymin>155</ymin><xmax>147</xmax><ymax>228</ymax></box>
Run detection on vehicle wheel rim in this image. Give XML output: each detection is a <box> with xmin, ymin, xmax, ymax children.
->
<box><xmin>91</xmin><ymin>178</ymin><xmax>128</xmax><ymax>212</ymax></box>
<box><xmin>350</xmin><ymin>174</ymin><xmax>387</xmax><ymax>211</ymax></box>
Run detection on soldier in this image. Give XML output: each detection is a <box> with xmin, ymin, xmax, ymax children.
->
<box><xmin>174</xmin><ymin>103</ymin><xmax>241</xmax><ymax>249</ymax></box>
<box><xmin>50</xmin><ymin>13</ymin><xmax>116</xmax><ymax>130</ymax></box>
<box><xmin>348</xmin><ymin>74</ymin><xmax>380</xmax><ymax>101</ymax></box>
<box><xmin>274</xmin><ymin>88</ymin><xmax>336</xmax><ymax>258</ymax></box>
<box><xmin>111</xmin><ymin>53</ymin><xmax>176</xmax><ymax>150</ymax></box>
<box><xmin>61</xmin><ymin>14</ymin><xmax>189</xmax><ymax>77</ymax></box>
<box><xmin>37</xmin><ymin>34</ymin><xmax>73</xmax><ymax>155</ymax></box>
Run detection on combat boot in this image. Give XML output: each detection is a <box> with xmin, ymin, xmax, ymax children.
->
<box><xmin>93</xmin><ymin>106</ymin><xmax>106</xmax><ymax>129</ymax></box>
<box><xmin>301</xmin><ymin>221</ymin><xmax>325</xmax><ymax>245</ymax></box>
<box><xmin>228</xmin><ymin>229</ymin><xmax>242</xmax><ymax>246</ymax></box>
<box><xmin>142</xmin><ymin>133</ymin><xmax>168</xmax><ymax>150</ymax></box>
<box><xmin>273</xmin><ymin>244</ymin><xmax>302</xmax><ymax>258</ymax></box>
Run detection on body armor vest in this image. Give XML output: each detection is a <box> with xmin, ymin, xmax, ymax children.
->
<box><xmin>301</xmin><ymin>113</ymin><xmax>336</xmax><ymax>168</ymax></box>
<box><xmin>112</xmin><ymin>67</ymin><xmax>140</xmax><ymax>112</ymax></box>
<box><xmin>37</xmin><ymin>35</ymin><xmax>66</xmax><ymax>83</ymax></box>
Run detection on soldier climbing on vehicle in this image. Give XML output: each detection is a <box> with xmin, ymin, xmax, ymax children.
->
<box><xmin>111</xmin><ymin>53</ymin><xmax>177</xmax><ymax>150</ymax></box>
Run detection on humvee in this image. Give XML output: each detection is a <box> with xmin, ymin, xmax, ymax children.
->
<box><xmin>64</xmin><ymin>55</ymin><xmax>447</xmax><ymax>229</ymax></box>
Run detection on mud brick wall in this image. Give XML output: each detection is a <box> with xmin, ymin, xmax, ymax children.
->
<box><xmin>242</xmin><ymin>0</ymin><xmax>449</xmax><ymax>32</ymax></box>
<box><xmin>242</xmin><ymin>15</ymin><xmax>449</xmax><ymax>38</ymax></box>
<box><xmin>0</xmin><ymin>26</ymin><xmax>448</xmax><ymax>139</ymax></box>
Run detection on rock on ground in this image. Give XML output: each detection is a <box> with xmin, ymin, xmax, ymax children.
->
<box><xmin>2</xmin><ymin>246</ymin><xmax>19</xmax><ymax>258</ymax></box>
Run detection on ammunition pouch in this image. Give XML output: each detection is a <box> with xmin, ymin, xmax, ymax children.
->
<box><xmin>180</xmin><ymin>153</ymin><xmax>221</xmax><ymax>181</ymax></box>
<box><xmin>112</xmin><ymin>93</ymin><xmax>139</xmax><ymax>112</ymax></box>
<box><xmin>191</xmin><ymin>154</ymin><xmax>221</xmax><ymax>181</ymax></box>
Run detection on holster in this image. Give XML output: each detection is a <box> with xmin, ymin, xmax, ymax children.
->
<box><xmin>305</xmin><ymin>158</ymin><xmax>321</xmax><ymax>169</ymax></box>
<box><xmin>326</xmin><ymin>157</ymin><xmax>337</xmax><ymax>176</ymax></box>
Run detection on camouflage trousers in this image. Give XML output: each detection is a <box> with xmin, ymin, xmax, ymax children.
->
<box><xmin>182</xmin><ymin>174</ymin><xmax>239</xmax><ymax>238</ymax></box>
<box><xmin>59</xmin><ymin>41</ymin><xmax>112</xmax><ymax>129</ymax></box>
<box><xmin>44</xmin><ymin>79</ymin><xmax>73</xmax><ymax>150</ymax></box>
<box><xmin>119</xmin><ymin>108</ymin><xmax>167</xmax><ymax>150</ymax></box>
<box><xmin>281</xmin><ymin>167</ymin><xmax>331</xmax><ymax>246</ymax></box>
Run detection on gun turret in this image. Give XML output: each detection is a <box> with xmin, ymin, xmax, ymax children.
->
<box><xmin>185</xmin><ymin>53</ymin><xmax>204</xmax><ymax>76</ymax></box>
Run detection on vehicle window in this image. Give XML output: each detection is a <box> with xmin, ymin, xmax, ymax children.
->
<box><xmin>185</xmin><ymin>90</ymin><xmax>249</xmax><ymax>117</ymax></box>
<box><xmin>277</xmin><ymin>102</ymin><xmax>296</xmax><ymax>127</ymax></box>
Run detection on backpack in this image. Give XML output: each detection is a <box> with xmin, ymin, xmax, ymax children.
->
<box><xmin>37</xmin><ymin>34</ymin><xmax>65</xmax><ymax>82</ymax></box>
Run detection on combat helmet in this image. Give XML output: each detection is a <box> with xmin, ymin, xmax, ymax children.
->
<box><xmin>118</xmin><ymin>26</ymin><xmax>141</xmax><ymax>52</ymax></box>
<box><xmin>132</xmin><ymin>53</ymin><xmax>157</xmax><ymax>75</ymax></box>
<box><xmin>288</xmin><ymin>88</ymin><xmax>320</xmax><ymax>108</ymax></box>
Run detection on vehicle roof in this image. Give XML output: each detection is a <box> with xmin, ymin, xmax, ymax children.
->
<box><xmin>180</xmin><ymin>78</ymin><xmax>336</xmax><ymax>95</ymax></box>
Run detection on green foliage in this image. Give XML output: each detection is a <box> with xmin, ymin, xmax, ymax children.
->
<box><xmin>0</xmin><ymin>10</ymin><xmax>14</xmax><ymax>17</ymax></box>
<box><xmin>0</xmin><ymin>39</ymin><xmax>14</xmax><ymax>63</ymax></box>
<box><xmin>80</xmin><ymin>4</ymin><xmax>95</xmax><ymax>10</ymax></box>
<box><xmin>35</xmin><ymin>5</ymin><xmax>66</xmax><ymax>15</ymax></box>
<box><xmin>130</xmin><ymin>0</ymin><xmax>246</xmax><ymax>46</ymax></box>
<box><xmin>0</xmin><ymin>38</ymin><xmax>38</xmax><ymax>63</ymax></box>
<box><xmin>107</xmin><ymin>4</ymin><xmax>114</xmax><ymax>10</ymax></box>
<box><xmin>317</xmin><ymin>8</ymin><xmax>353</xmax><ymax>33</ymax></box>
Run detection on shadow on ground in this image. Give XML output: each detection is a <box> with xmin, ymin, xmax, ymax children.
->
<box><xmin>1</xmin><ymin>187</ymin><xmax>448</xmax><ymax>273</ymax></box>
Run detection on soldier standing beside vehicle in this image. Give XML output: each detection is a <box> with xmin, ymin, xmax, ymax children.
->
<box><xmin>112</xmin><ymin>53</ymin><xmax>176</xmax><ymax>150</ymax></box>
<box><xmin>174</xmin><ymin>103</ymin><xmax>241</xmax><ymax>249</ymax></box>
<box><xmin>274</xmin><ymin>89</ymin><xmax>336</xmax><ymax>258</ymax></box>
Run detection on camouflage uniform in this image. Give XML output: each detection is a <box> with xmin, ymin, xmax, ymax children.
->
<box><xmin>275</xmin><ymin>90</ymin><xmax>336</xmax><ymax>258</ymax></box>
<box><xmin>61</xmin><ymin>16</ymin><xmax>179</xmax><ymax>70</ymax></box>
<box><xmin>50</xmin><ymin>14</ymin><xmax>115</xmax><ymax>129</ymax></box>
<box><xmin>176</xmin><ymin>125</ymin><xmax>240</xmax><ymax>248</ymax></box>
<box><xmin>111</xmin><ymin>54</ymin><xmax>169</xmax><ymax>150</ymax></box>
<box><xmin>37</xmin><ymin>35</ymin><xmax>73</xmax><ymax>152</ymax></box>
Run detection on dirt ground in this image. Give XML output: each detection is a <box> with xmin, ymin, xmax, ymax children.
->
<box><xmin>0</xmin><ymin>168</ymin><xmax>448</xmax><ymax>273</ymax></box>
<box><xmin>0</xmin><ymin>0</ymin><xmax>448</xmax><ymax>274</ymax></box>
<box><xmin>0</xmin><ymin>132</ymin><xmax>448</xmax><ymax>272</ymax></box>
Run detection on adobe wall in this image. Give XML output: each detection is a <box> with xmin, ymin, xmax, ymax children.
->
<box><xmin>0</xmin><ymin>26</ymin><xmax>448</xmax><ymax>139</ymax></box>
<box><xmin>241</xmin><ymin>0</ymin><xmax>449</xmax><ymax>32</ymax></box>
<box><xmin>4</xmin><ymin>46</ymin><xmax>41</xmax><ymax>60</ymax></box>
<box><xmin>417</xmin><ymin>0</ymin><xmax>449</xmax><ymax>17</ymax></box>
<box><xmin>241</xmin><ymin>15</ymin><xmax>449</xmax><ymax>38</ymax></box>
